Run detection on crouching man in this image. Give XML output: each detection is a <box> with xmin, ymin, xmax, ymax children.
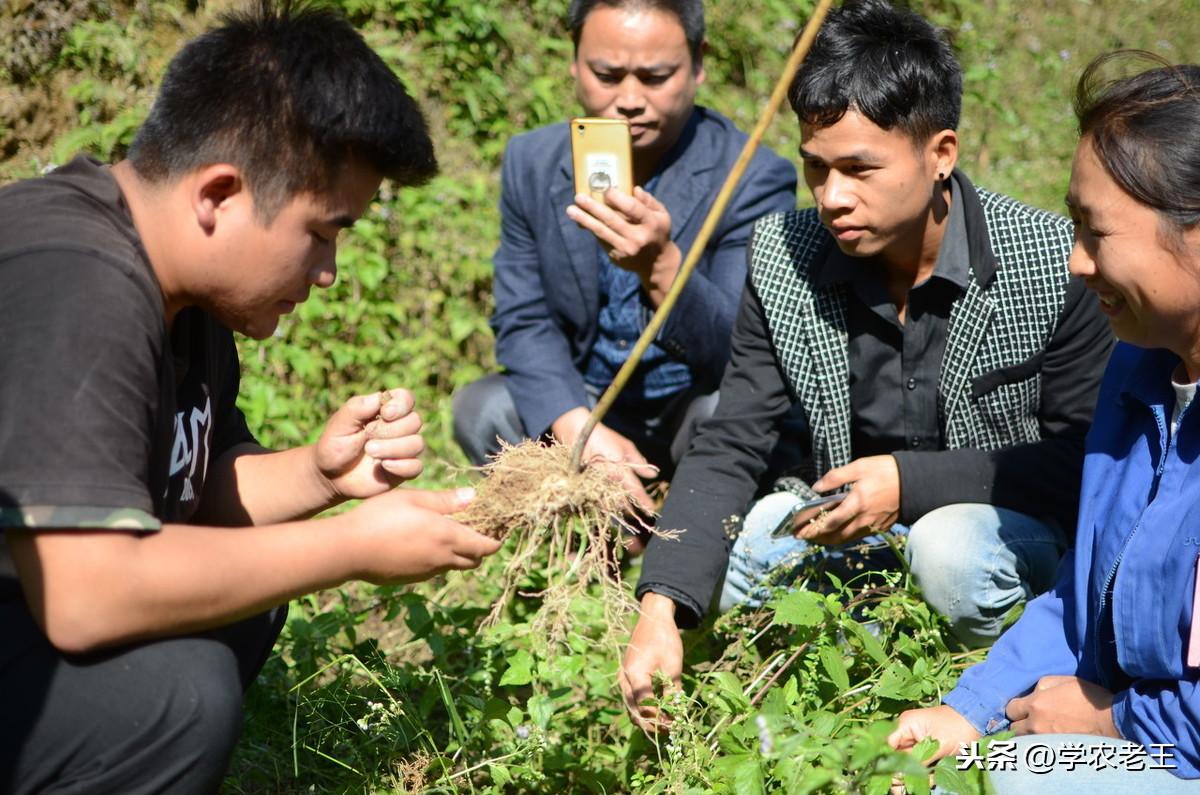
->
<box><xmin>0</xmin><ymin>4</ymin><xmax>500</xmax><ymax>792</ymax></box>
<box><xmin>620</xmin><ymin>0</ymin><xmax>1113</xmax><ymax>730</ymax></box>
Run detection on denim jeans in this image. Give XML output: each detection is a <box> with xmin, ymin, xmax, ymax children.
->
<box><xmin>719</xmin><ymin>494</ymin><xmax>1068</xmax><ymax>647</ymax></box>
<box><xmin>953</xmin><ymin>735</ymin><xmax>1198</xmax><ymax>794</ymax></box>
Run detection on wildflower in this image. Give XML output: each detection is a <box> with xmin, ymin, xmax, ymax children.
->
<box><xmin>756</xmin><ymin>715</ymin><xmax>774</xmax><ymax>755</ymax></box>
<box><xmin>356</xmin><ymin>717</ymin><xmax>371</xmax><ymax>732</ymax></box>
<box><xmin>516</xmin><ymin>724</ymin><xmax>531</xmax><ymax>740</ymax></box>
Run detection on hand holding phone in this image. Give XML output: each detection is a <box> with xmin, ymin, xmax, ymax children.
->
<box><xmin>771</xmin><ymin>492</ymin><xmax>848</xmax><ymax>538</ymax></box>
<box><xmin>570</xmin><ymin>117</ymin><xmax>633</xmax><ymax>202</ymax></box>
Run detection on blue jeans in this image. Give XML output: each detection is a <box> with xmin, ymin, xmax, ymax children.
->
<box><xmin>720</xmin><ymin>495</ymin><xmax>1068</xmax><ymax>647</ymax></box>
<box><xmin>953</xmin><ymin>735</ymin><xmax>1199</xmax><ymax>794</ymax></box>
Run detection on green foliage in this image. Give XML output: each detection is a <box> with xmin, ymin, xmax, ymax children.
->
<box><xmin>3</xmin><ymin>0</ymin><xmax>1199</xmax><ymax>791</ymax></box>
<box><xmin>229</xmin><ymin>558</ymin><xmax>986</xmax><ymax>793</ymax></box>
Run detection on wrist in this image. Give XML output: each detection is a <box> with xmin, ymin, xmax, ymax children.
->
<box><xmin>641</xmin><ymin>242</ymin><xmax>681</xmax><ymax>305</ymax></box>
<box><xmin>301</xmin><ymin>444</ymin><xmax>344</xmax><ymax>506</ymax></box>
<box><xmin>640</xmin><ymin>592</ymin><xmax>677</xmax><ymax>621</ymax></box>
<box><xmin>321</xmin><ymin>508</ymin><xmax>371</xmax><ymax>581</ymax></box>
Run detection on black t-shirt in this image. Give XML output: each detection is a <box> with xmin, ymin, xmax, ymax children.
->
<box><xmin>0</xmin><ymin>156</ymin><xmax>256</xmax><ymax>604</ymax></box>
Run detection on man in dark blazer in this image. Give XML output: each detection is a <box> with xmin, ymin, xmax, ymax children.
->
<box><xmin>620</xmin><ymin>0</ymin><xmax>1114</xmax><ymax>731</ymax></box>
<box><xmin>452</xmin><ymin>0</ymin><xmax>796</xmax><ymax>509</ymax></box>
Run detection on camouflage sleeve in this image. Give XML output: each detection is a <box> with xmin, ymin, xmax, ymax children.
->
<box><xmin>0</xmin><ymin>505</ymin><xmax>161</xmax><ymax>532</ymax></box>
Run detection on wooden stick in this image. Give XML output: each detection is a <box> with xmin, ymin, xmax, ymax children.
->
<box><xmin>569</xmin><ymin>0</ymin><xmax>836</xmax><ymax>472</ymax></box>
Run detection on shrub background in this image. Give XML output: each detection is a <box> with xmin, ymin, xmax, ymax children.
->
<box><xmin>3</xmin><ymin>1</ymin><xmax>1198</xmax><ymax>792</ymax></box>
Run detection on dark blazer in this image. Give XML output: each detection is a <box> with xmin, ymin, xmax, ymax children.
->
<box><xmin>490</xmin><ymin>106</ymin><xmax>797</xmax><ymax>437</ymax></box>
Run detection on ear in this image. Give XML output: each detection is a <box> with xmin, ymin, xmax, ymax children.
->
<box><xmin>190</xmin><ymin>164</ymin><xmax>246</xmax><ymax>235</ymax></box>
<box><xmin>693</xmin><ymin>39</ymin><xmax>707</xmax><ymax>85</ymax></box>
<box><xmin>928</xmin><ymin>129</ymin><xmax>959</xmax><ymax>181</ymax></box>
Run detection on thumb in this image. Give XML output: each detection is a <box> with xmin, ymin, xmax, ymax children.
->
<box><xmin>887</xmin><ymin>722</ymin><xmax>915</xmax><ymax>750</ymax></box>
<box><xmin>329</xmin><ymin>392</ymin><xmax>383</xmax><ymax>434</ymax></box>
<box><xmin>398</xmin><ymin>487</ymin><xmax>476</xmax><ymax>515</ymax></box>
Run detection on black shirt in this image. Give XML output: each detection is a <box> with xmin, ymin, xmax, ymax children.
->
<box><xmin>831</xmin><ymin>179</ymin><xmax>970</xmax><ymax>458</ymax></box>
<box><xmin>0</xmin><ymin>156</ymin><xmax>255</xmax><ymax>604</ymax></box>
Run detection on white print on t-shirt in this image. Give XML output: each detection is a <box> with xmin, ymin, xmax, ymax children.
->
<box><xmin>167</xmin><ymin>386</ymin><xmax>214</xmax><ymax>504</ymax></box>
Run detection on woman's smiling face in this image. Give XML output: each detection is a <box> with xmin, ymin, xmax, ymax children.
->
<box><xmin>1067</xmin><ymin>135</ymin><xmax>1200</xmax><ymax>372</ymax></box>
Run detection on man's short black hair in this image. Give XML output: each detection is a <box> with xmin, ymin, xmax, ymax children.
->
<box><xmin>128</xmin><ymin>0</ymin><xmax>437</xmax><ymax>220</ymax></box>
<box><xmin>788</xmin><ymin>0</ymin><xmax>962</xmax><ymax>143</ymax></box>
<box><xmin>567</xmin><ymin>0</ymin><xmax>705</xmax><ymax>62</ymax></box>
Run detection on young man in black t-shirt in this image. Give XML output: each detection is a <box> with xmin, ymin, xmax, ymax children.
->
<box><xmin>0</xmin><ymin>4</ymin><xmax>501</xmax><ymax>793</ymax></box>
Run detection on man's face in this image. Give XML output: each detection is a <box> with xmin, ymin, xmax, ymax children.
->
<box><xmin>571</xmin><ymin>6</ymin><xmax>704</xmax><ymax>166</ymax></box>
<box><xmin>204</xmin><ymin>161</ymin><xmax>381</xmax><ymax>339</ymax></box>
<box><xmin>800</xmin><ymin>109</ymin><xmax>946</xmax><ymax>262</ymax></box>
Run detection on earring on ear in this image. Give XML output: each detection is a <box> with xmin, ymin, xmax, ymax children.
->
<box><xmin>938</xmin><ymin>171</ymin><xmax>945</xmax><ymax>180</ymax></box>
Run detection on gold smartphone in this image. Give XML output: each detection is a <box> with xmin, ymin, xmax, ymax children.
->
<box><xmin>570</xmin><ymin>117</ymin><xmax>633</xmax><ymax>202</ymax></box>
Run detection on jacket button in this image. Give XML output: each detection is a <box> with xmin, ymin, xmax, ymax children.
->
<box><xmin>911</xmin><ymin>437</ymin><xmax>922</xmax><ymax>449</ymax></box>
<box><xmin>906</xmin><ymin>377</ymin><xmax>916</xmax><ymax>390</ymax></box>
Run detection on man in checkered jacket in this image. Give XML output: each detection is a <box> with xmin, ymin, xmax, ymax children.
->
<box><xmin>620</xmin><ymin>0</ymin><xmax>1113</xmax><ymax>727</ymax></box>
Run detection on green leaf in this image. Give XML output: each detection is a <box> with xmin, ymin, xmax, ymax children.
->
<box><xmin>903</xmin><ymin>772</ymin><xmax>932</xmax><ymax>795</ymax></box>
<box><xmin>433</xmin><ymin>669</ymin><xmax>468</xmax><ymax>747</ymax></box>
<box><xmin>527</xmin><ymin>694</ymin><xmax>554</xmax><ymax>728</ymax></box>
<box><xmin>768</xmin><ymin>590</ymin><xmax>825</xmax><ymax>627</ymax></box>
<box><xmin>819</xmin><ymin>646</ymin><xmax>850</xmax><ymax>692</ymax></box>
<box><xmin>845</xmin><ymin>619</ymin><xmax>888</xmax><ymax>666</ymax></box>
<box><xmin>934</xmin><ymin>755</ymin><xmax>988</xmax><ymax>795</ymax></box>
<box><xmin>499</xmin><ymin>649</ymin><xmax>534</xmax><ymax>686</ymax></box>
<box><xmin>489</xmin><ymin>764</ymin><xmax>512</xmax><ymax>788</ymax></box>
<box><xmin>705</xmin><ymin>671</ymin><xmax>750</xmax><ymax>712</ymax></box>
<box><xmin>713</xmin><ymin>754</ymin><xmax>764</xmax><ymax>795</ymax></box>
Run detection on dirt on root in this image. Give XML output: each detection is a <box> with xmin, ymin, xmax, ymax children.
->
<box><xmin>454</xmin><ymin>438</ymin><xmax>637</xmax><ymax>540</ymax></box>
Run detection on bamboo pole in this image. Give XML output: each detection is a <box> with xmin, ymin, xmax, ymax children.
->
<box><xmin>569</xmin><ymin>0</ymin><xmax>836</xmax><ymax>472</ymax></box>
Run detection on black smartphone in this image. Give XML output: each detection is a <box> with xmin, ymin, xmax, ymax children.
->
<box><xmin>770</xmin><ymin>492</ymin><xmax>848</xmax><ymax>538</ymax></box>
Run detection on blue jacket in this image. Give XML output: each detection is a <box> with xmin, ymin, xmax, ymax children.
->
<box><xmin>490</xmin><ymin>106</ymin><xmax>797</xmax><ymax>437</ymax></box>
<box><xmin>945</xmin><ymin>343</ymin><xmax>1200</xmax><ymax>777</ymax></box>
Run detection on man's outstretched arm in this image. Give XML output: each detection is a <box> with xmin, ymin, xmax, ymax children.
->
<box><xmin>8</xmin><ymin>487</ymin><xmax>499</xmax><ymax>655</ymax></box>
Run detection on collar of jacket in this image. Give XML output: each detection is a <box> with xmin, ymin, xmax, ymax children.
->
<box><xmin>1118</xmin><ymin>345</ymin><xmax>1182</xmax><ymax>412</ymax></box>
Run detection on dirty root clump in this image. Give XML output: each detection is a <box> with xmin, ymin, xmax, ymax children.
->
<box><xmin>455</xmin><ymin>439</ymin><xmax>670</xmax><ymax>643</ymax></box>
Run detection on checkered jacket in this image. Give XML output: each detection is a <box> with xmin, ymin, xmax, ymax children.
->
<box><xmin>748</xmin><ymin>185</ymin><xmax>1075</xmax><ymax>479</ymax></box>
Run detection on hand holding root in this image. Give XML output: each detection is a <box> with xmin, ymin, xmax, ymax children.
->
<box><xmin>453</xmin><ymin>439</ymin><xmax>676</xmax><ymax>641</ymax></box>
<box><xmin>348</xmin><ymin>487</ymin><xmax>502</xmax><ymax>583</ymax></box>
<box><xmin>550</xmin><ymin>407</ymin><xmax>658</xmax><ymax>516</ymax></box>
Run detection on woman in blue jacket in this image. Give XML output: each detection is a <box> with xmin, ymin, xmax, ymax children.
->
<box><xmin>888</xmin><ymin>52</ymin><xmax>1200</xmax><ymax>792</ymax></box>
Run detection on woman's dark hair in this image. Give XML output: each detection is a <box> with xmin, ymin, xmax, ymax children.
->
<box><xmin>788</xmin><ymin>0</ymin><xmax>961</xmax><ymax>142</ymax></box>
<box><xmin>128</xmin><ymin>0</ymin><xmax>437</xmax><ymax>221</ymax></box>
<box><xmin>1075</xmin><ymin>51</ymin><xmax>1200</xmax><ymax>246</ymax></box>
<box><xmin>567</xmin><ymin>0</ymin><xmax>705</xmax><ymax>63</ymax></box>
